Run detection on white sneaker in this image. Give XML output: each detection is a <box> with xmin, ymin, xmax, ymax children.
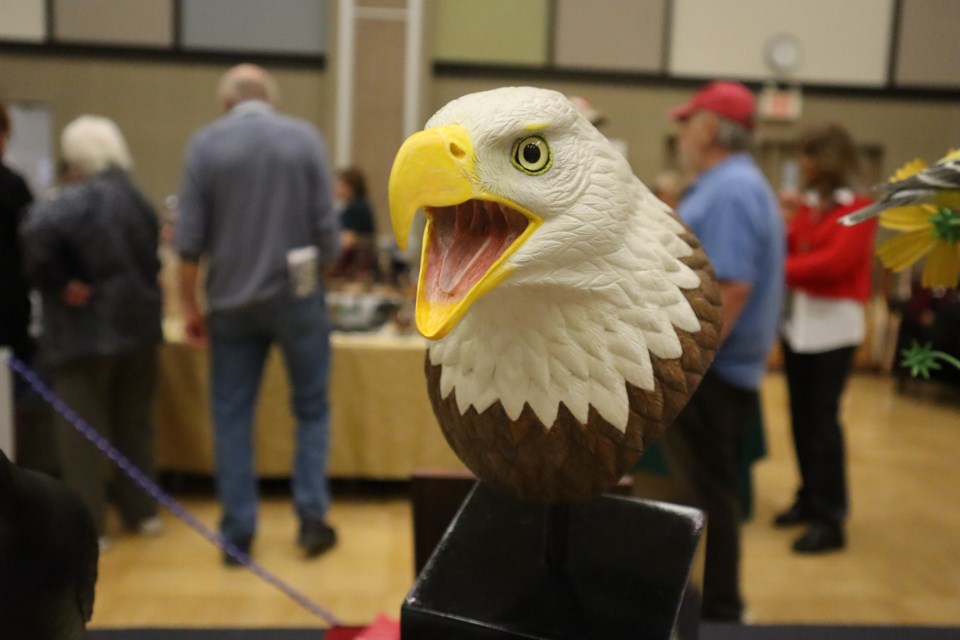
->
<box><xmin>137</xmin><ymin>516</ymin><xmax>164</xmax><ymax>537</ymax></box>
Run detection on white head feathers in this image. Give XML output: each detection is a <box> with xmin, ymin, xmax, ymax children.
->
<box><xmin>424</xmin><ymin>87</ymin><xmax>703</xmax><ymax>431</ymax></box>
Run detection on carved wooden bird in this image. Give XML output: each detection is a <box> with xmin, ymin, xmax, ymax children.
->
<box><xmin>389</xmin><ymin>87</ymin><xmax>721</xmax><ymax>503</ymax></box>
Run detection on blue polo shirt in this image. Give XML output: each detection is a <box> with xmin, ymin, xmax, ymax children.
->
<box><xmin>176</xmin><ymin>100</ymin><xmax>339</xmax><ymax>312</ymax></box>
<box><xmin>678</xmin><ymin>153</ymin><xmax>784</xmax><ymax>391</ymax></box>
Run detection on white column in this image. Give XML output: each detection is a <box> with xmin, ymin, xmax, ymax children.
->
<box><xmin>336</xmin><ymin>0</ymin><xmax>425</xmax><ymax>160</ymax></box>
<box><xmin>335</xmin><ymin>0</ymin><xmax>357</xmax><ymax>168</ymax></box>
<box><xmin>0</xmin><ymin>348</ymin><xmax>14</xmax><ymax>461</ymax></box>
<box><xmin>403</xmin><ymin>0</ymin><xmax>425</xmax><ymax>138</ymax></box>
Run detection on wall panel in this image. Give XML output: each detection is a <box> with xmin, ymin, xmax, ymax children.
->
<box><xmin>352</xmin><ymin>9</ymin><xmax>407</xmax><ymax>232</ymax></box>
<box><xmin>669</xmin><ymin>0</ymin><xmax>894</xmax><ymax>86</ymax></box>
<box><xmin>895</xmin><ymin>0</ymin><xmax>960</xmax><ymax>89</ymax></box>
<box><xmin>181</xmin><ymin>0</ymin><xmax>328</xmax><ymax>55</ymax></box>
<box><xmin>554</xmin><ymin>0</ymin><xmax>665</xmax><ymax>72</ymax></box>
<box><xmin>54</xmin><ymin>0</ymin><xmax>174</xmax><ymax>47</ymax></box>
<box><xmin>0</xmin><ymin>0</ymin><xmax>45</xmax><ymax>42</ymax></box>
<box><xmin>432</xmin><ymin>0</ymin><xmax>549</xmax><ymax>66</ymax></box>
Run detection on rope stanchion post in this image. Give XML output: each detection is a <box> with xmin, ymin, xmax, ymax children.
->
<box><xmin>0</xmin><ymin>347</ymin><xmax>13</xmax><ymax>460</ymax></box>
<box><xmin>3</xmin><ymin>352</ymin><xmax>342</xmax><ymax>628</ymax></box>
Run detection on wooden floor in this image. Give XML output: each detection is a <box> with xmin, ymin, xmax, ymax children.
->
<box><xmin>90</xmin><ymin>373</ymin><xmax>960</xmax><ymax>629</ymax></box>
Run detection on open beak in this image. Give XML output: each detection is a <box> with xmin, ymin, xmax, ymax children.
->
<box><xmin>389</xmin><ymin>124</ymin><xmax>542</xmax><ymax>339</ymax></box>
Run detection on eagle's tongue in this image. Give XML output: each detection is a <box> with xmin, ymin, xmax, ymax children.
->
<box><xmin>424</xmin><ymin>200</ymin><xmax>526</xmax><ymax>304</ymax></box>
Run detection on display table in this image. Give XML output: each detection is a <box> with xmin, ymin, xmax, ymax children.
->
<box><xmin>154</xmin><ymin>332</ymin><xmax>465</xmax><ymax>479</ymax></box>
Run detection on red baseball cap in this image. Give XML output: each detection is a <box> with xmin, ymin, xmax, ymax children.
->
<box><xmin>669</xmin><ymin>81</ymin><xmax>756</xmax><ymax>130</ymax></box>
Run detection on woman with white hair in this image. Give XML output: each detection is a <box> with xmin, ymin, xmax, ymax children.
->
<box><xmin>20</xmin><ymin>115</ymin><xmax>163</xmax><ymax>549</ymax></box>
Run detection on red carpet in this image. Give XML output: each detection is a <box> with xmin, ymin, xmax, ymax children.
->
<box><xmin>88</xmin><ymin>624</ymin><xmax>960</xmax><ymax>639</ymax></box>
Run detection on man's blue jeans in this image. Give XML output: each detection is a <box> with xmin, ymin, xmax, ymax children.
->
<box><xmin>208</xmin><ymin>290</ymin><xmax>332</xmax><ymax>543</ymax></box>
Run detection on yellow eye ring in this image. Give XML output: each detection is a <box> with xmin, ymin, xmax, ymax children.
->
<box><xmin>511</xmin><ymin>136</ymin><xmax>552</xmax><ymax>175</ymax></box>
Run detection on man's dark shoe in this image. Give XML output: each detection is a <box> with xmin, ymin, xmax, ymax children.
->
<box><xmin>298</xmin><ymin>519</ymin><xmax>337</xmax><ymax>558</ymax></box>
<box><xmin>792</xmin><ymin>523</ymin><xmax>845</xmax><ymax>554</ymax></box>
<box><xmin>222</xmin><ymin>536</ymin><xmax>253</xmax><ymax>567</ymax></box>
<box><xmin>773</xmin><ymin>502</ymin><xmax>812</xmax><ymax>528</ymax></box>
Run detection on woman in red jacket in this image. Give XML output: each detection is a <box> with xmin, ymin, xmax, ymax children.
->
<box><xmin>774</xmin><ymin>124</ymin><xmax>877</xmax><ymax>553</ymax></box>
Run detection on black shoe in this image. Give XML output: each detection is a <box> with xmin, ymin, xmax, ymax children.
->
<box><xmin>773</xmin><ymin>502</ymin><xmax>812</xmax><ymax>528</ymax></box>
<box><xmin>298</xmin><ymin>519</ymin><xmax>337</xmax><ymax>558</ymax></box>
<box><xmin>792</xmin><ymin>523</ymin><xmax>845</xmax><ymax>554</ymax></box>
<box><xmin>222</xmin><ymin>536</ymin><xmax>253</xmax><ymax>567</ymax></box>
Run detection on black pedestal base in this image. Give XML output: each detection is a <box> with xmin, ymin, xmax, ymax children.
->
<box><xmin>402</xmin><ymin>482</ymin><xmax>705</xmax><ymax>640</ymax></box>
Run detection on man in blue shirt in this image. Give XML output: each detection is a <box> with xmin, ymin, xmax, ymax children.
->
<box><xmin>176</xmin><ymin>64</ymin><xmax>340</xmax><ymax>565</ymax></box>
<box><xmin>661</xmin><ymin>81</ymin><xmax>785</xmax><ymax>621</ymax></box>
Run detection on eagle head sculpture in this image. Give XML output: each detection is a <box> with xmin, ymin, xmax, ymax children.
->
<box><xmin>389</xmin><ymin>87</ymin><xmax>722</xmax><ymax>503</ymax></box>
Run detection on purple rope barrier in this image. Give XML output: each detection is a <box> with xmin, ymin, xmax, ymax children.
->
<box><xmin>6</xmin><ymin>353</ymin><xmax>342</xmax><ymax>628</ymax></box>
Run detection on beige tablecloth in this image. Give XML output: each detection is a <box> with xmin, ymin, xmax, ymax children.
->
<box><xmin>154</xmin><ymin>332</ymin><xmax>465</xmax><ymax>479</ymax></box>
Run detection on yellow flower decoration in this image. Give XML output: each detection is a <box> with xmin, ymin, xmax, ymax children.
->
<box><xmin>877</xmin><ymin>159</ymin><xmax>960</xmax><ymax>289</ymax></box>
<box><xmin>940</xmin><ymin>148</ymin><xmax>960</xmax><ymax>163</ymax></box>
<box><xmin>889</xmin><ymin>157</ymin><xmax>927</xmax><ymax>182</ymax></box>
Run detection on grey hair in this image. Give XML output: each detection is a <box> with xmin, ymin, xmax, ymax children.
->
<box><xmin>714</xmin><ymin>117</ymin><xmax>753</xmax><ymax>152</ymax></box>
<box><xmin>218</xmin><ymin>65</ymin><xmax>278</xmax><ymax>106</ymax></box>
<box><xmin>61</xmin><ymin>115</ymin><xmax>132</xmax><ymax>176</ymax></box>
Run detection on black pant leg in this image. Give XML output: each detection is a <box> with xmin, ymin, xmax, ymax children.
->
<box><xmin>782</xmin><ymin>340</ymin><xmax>816</xmax><ymax>507</ymax></box>
<box><xmin>784</xmin><ymin>344</ymin><xmax>856</xmax><ymax>525</ymax></box>
<box><xmin>661</xmin><ymin>372</ymin><xmax>755</xmax><ymax>622</ymax></box>
<box><xmin>108</xmin><ymin>346</ymin><xmax>159</xmax><ymax>527</ymax></box>
<box><xmin>804</xmin><ymin>346</ymin><xmax>854</xmax><ymax>524</ymax></box>
<box><xmin>54</xmin><ymin>357</ymin><xmax>111</xmax><ymax>537</ymax></box>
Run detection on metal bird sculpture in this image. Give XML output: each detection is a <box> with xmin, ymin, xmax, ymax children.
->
<box><xmin>837</xmin><ymin>150</ymin><xmax>960</xmax><ymax>288</ymax></box>
<box><xmin>389</xmin><ymin>87</ymin><xmax>721</xmax><ymax>503</ymax></box>
<box><xmin>840</xmin><ymin>149</ymin><xmax>960</xmax><ymax>226</ymax></box>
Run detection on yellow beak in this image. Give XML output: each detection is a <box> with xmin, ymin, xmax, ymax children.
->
<box><xmin>388</xmin><ymin>124</ymin><xmax>541</xmax><ymax>340</ymax></box>
<box><xmin>389</xmin><ymin>125</ymin><xmax>477</xmax><ymax>252</ymax></box>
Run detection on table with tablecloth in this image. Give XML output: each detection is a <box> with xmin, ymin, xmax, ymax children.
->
<box><xmin>153</xmin><ymin>331</ymin><xmax>465</xmax><ymax>479</ymax></box>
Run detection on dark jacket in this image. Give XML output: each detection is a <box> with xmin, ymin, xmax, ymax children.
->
<box><xmin>340</xmin><ymin>197</ymin><xmax>375</xmax><ymax>236</ymax></box>
<box><xmin>20</xmin><ymin>168</ymin><xmax>162</xmax><ymax>367</ymax></box>
<box><xmin>0</xmin><ymin>449</ymin><xmax>98</xmax><ymax>640</ymax></box>
<box><xmin>0</xmin><ymin>162</ymin><xmax>34</xmax><ymax>355</ymax></box>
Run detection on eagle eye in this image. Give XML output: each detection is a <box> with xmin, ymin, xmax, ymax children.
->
<box><xmin>511</xmin><ymin>136</ymin><xmax>552</xmax><ymax>175</ymax></box>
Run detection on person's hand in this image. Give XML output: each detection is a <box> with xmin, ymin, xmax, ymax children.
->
<box><xmin>779</xmin><ymin>189</ymin><xmax>801</xmax><ymax>225</ymax></box>
<box><xmin>183</xmin><ymin>308</ymin><xmax>209</xmax><ymax>348</ymax></box>
<box><xmin>61</xmin><ymin>280</ymin><xmax>93</xmax><ymax>306</ymax></box>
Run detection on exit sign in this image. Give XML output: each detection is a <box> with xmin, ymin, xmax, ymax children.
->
<box><xmin>759</xmin><ymin>85</ymin><xmax>803</xmax><ymax>122</ymax></box>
